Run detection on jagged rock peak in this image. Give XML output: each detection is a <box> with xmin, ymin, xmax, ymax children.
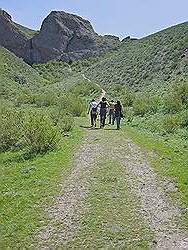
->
<box><xmin>44</xmin><ymin>10</ymin><xmax>95</xmax><ymax>33</ymax></box>
<box><xmin>0</xmin><ymin>9</ymin><xmax>12</xmax><ymax>20</ymax></box>
<box><xmin>0</xmin><ymin>9</ymin><xmax>120</xmax><ymax>63</ymax></box>
<box><xmin>0</xmin><ymin>9</ymin><xmax>28</xmax><ymax>59</ymax></box>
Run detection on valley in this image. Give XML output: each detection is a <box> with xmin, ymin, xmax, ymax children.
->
<box><xmin>0</xmin><ymin>9</ymin><xmax>188</xmax><ymax>249</ymax></box>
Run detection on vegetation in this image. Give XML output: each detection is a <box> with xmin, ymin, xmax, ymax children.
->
<box><xmin>0</xmin><ymin>46</ymin><xmax>100</xmax><ymax>247</ymax></box>
<box><xmin>0</xmin><ymin>45</ymin><xmax>47</xmax><ymax>104</ymax></box>
<box><xmin>1</xmin><ymin>120</ymin><xmax>83</xmax><ymax>248</ymax></box>
<box><xmin>0</xmin><ymin>45</ymin><xmax>100</xmax><ymax>156</ymax></box>
<box><xmin>123</xmin><ymin>125</ymin><xmax>188</xmax><ymax>208</ymax></box>
<box><xmin>1</xmin><ymin>21</ymin><xmax>188</xmax><ymax>248</ymax></box>
<box><xmin>85</xmin><ymin>22</ymin><xmax>188</xmax><ymax>93</ymax></box>
<box><xmin>33</xmin><ymin>60</ymin><xmax>72</xmax><ymax>83</ymax></box>
<box><xmin>14</xmin><ymin>22</ymin><xmax>38</xmax><ymax>38</ymax></box>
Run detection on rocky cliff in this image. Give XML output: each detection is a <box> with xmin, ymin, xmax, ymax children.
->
<box><xmin>0</xmin><ymin>9</ymin><xmax>120</xmax><ymax>63</ymax></box>
<box><xmin>0</xmin><ymin>9</ymin><xmax>28</xmax><ymax>59</ymax></box>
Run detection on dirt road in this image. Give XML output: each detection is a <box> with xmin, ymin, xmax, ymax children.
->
<box><xmin>36</xmin><ymin>124</ymin><xmax>188</xmax><ymax>249</ymax></box>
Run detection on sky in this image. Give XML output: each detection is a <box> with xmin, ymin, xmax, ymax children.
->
<box><xmin>0</xmin><ymin>0</ymin><xmax>187</xmax><ymax>39</ymax></box>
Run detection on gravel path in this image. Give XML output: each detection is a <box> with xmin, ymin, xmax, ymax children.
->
<box><xmin>36</xmin><ymin>125</ymin><xmax>188</xmax><ymax>249</ymax></box>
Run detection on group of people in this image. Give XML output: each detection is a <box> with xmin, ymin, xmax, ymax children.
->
<box><xmin>88</xmin><ymin>97</ymin><xmax>123</xmax><ymax>130</ymax></box>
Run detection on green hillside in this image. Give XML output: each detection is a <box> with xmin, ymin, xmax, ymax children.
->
<box><xmin>33</xmin><ymin>60</ymin><xmax>73</xmax><ymax>83</ymax></box>
<box><xmin>85</xmin><ymin>22</ymin><xmax>188</xmax><ymax>93</ymax></box>
<box><xmin>0</xmin><ymin>45</ymin><xmax>48</xmax><ymax>103</ymax></box>
<box><xmin>14</xmin><ymin>22</ymin><xmax>38</xmax><ymax>38</ymax></box>
<box><xmin>0</xmin><ymin>44</ymin><xmax>100</xmax><ymax>154</ymax></box>
<box><xmin>0</xmin><ymin>46</ymin><xmax>46</xmax><ymax>86</ymax></box>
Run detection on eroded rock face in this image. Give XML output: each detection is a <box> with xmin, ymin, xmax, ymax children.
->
<box><xmin>0</xmin><ymin>9</ymin><xmax>28</xmax><ymax>58</ymax></box>
<box><xmin>25</xmin><ymin>11</ymin><xmax>101</xmax><ymax>62</ymax></box>
<box><xmin>0</xmin><ymin>9</ymin><xmax>118</xmax><ymax>63</ymax></box>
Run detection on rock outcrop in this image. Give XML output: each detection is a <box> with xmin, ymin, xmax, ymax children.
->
<box><xmin>122</xmin><ymin>36</ymin><xmax>138</xmax><ymax>42</ymax></box>
<box><xmin>0</xmin><ymin>9</ymin><xmax>28</xmax><ymax>59</ymax></box>
<box><xmin>0</xmin><ymin>9</ymin><xmax>119</xmax><ymax>63</ymax></box>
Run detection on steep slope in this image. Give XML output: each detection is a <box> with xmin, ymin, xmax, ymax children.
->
<box><xmin>0</xmin><ymin>9</ymin><xmax>29</xmax><ymax>59</ymax></box>
<box><xmin>85</xmin><ymin>22</ymin><xmax>188</xmax><ymax>93</ymax></box>
<box><xmin>0</xmin><ymin>45</ymin><xmax>100</xmax><ymax>106</ymax></box>
<box><xmin>0</xmin><ymin>9</ymin><xmax>120</xmax><ymax>64</ymax></box>
<box><xmin>14</xmin><ymin>23</ymin><xmax>38</xmax><ymax>38</ymax></box>
<box><xmin>0</xmin><ymin>45</ymin><xmax>47</xmax><ymax>102</ymax></box>
<box><xmin>0</xmin><ymin>46</ymin><xmax>47</xmax><ymax>85</ymax></box>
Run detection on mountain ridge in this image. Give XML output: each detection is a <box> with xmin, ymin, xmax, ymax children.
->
<box><xmin>0</xmin><ymin>9</ymin><xmax>121</xmax><ymax>63</ymax></box>
<box><xmin>85</xmin><ymin>21</ymin><xmax>188</xmax><ymax>93</ymax></box>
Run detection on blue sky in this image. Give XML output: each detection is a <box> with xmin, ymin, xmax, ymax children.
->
<box><xmin>0</xmin><ymin>0</ymin><xmax>187</xmax><ymax>39</ymax></box>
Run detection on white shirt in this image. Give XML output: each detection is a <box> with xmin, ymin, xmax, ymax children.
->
<box><xmin>90</xmin><ymin>101</ymin><xmax>98</xmax><ymax>109</ymax></box>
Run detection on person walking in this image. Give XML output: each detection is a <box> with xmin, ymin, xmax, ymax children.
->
<box><xmin>114</xmin><ymin>100</ymin><xmax>123</xmax><ymax>130</ymax></box>
<box><xmin>108</xmin><ymin>100</ymin><xmax>115</xmax><ymax>125</ymax></box>
<box><xmin>98</xmin><ymin>97</ymin><xmax>109</xmax><ymax>128</ymax></box>
<box><xmin>88</xmin><ymin>99</ymin><xmax>98</xmax><ymax>128</ymax></box>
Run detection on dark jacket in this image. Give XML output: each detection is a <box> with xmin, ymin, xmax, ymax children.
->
<box><xmin>114</xmin><ymin>104</ymin><xmax>123</xmax><ymax>117</ymax></box>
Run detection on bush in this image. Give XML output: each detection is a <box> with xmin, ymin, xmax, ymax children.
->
<box><xmin>133</xmin><ymin>94</ymin><xmax>150</xmax><ymax>116</ymax></box>
<box><xmin>58</xmin><ymin>115</ymin><xmax>74</xmax><ymax>133</ymax></box>
<box><xmin>0</xmin><ymin>107</ymin><xmax>22</xmax><ymax>151</ymax></box>
<box><xmin>22</xmin><ymin>110</ymin><xmax>60</xmax><ymax>154</ymax></box>
<box><xmin>34</xmin><ymin>91</ymin><xmax>57</xmax><ymax>107</ymax></box>
<box><xmin>124</xmin><ymin>107</ymin><xmax>134</xmax><ymax>122</ymax></box>
<box><xmin>149</xmin><ymin>95</ymin><xmax>162</xmax><ymax>113</ymax></box>
<box><xmin>57</xmin><ymin>94</ymin><xmax>85</xmax><ymax>117</ymax></box>
<box><xmin>69</xmin><ymin>98</ymin><xmax>85</xmax><ymax>116</ymax></box>
<box><xmin>173</xmin><ymin>81</ymin><xmax>188</xmax><ymax>106</ymax></box>
<box><xmin>121</xmin><ymin>91</ymin><xmax>135</xmax><ymax>107</ymax></box>
<box><xmin>161</xmin><ymin>114</ymin><xmax>182</xmax><ymax>134</ymax></box>
<box><xmin>163</xmin><ymin>92</ymin><xmax>184</xmax><ymax>113</ymax></box>
<box><xmin>50</xmin><ymin>108</ymin><xmax>74</xmax><ymax>133</ymax></box>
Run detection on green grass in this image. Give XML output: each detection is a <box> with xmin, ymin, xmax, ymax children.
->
<box><xmin>1</xmin><ymin>119</ymin><xmax>84</xmax><ymax>249</ymax></box>
<box><xmin>0</xmin><ymin>45</ymin><xmax>48</xmax><ymax>104</ymax></box>
<box><xmin>0</xmin><ymin>45</ymin><xmax>100</xmax><ymax>108</ymax></box>
<box><xmin>33</xmin><ymin>60</ymin><xmax>72</xmax><ymax>83</ymax></box>
<box><xmin>121</xmin><ymin>124</ymin><xmax>188</xmax><ymax>227</ymax></box>
<box><xmin>14</xmin><ymin>23</ymin><xmax>38</xmax><ymax>38</ymax></box>
<box><xmin>85</xmin><ymin>22</ymin><xmax>188</xmax><ymax>94</ymax></box>
<box><xmin>63</xmin><ymin>161</ymin><xmax>152</xmax><ymax>249</ymax></box>
<box><xmin>0</xmin><ymin>46</ymin><xmax>47</xmax><ymax>86</ymax></box>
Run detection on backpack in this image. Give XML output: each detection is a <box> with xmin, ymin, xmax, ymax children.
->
<box><xmin>91</xmin><ymin>107</ymin><xmax>97</xmax><ymax>115</ymax></box>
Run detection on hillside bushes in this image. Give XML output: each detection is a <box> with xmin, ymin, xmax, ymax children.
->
<box><xmin>85</xmin><ymin>22</ymin><xmax>188</xmax><ymax>93</ymax></box>
<box><xmin>33</xmin><ymin>60</ymin><xmax>72</xmax><ymax>83</ymax></box>
<box><xmin>0</xmin><ymin>107</ymin><xmax>22</xmax><ymax>151</ymax></box>
<box><xmin>120</xmin><ymin>81</ymin><xmax>188</xmax><ymax>135</ymax></box>
<box><xmin>0</xmin><ymin>106</ymin><xmax>74</xmax><ymax>154</ymax></box>
<box><xmin>22</xmin><ymin>110</ymin><xmax>61</xmax><ymax>154</ymax></box>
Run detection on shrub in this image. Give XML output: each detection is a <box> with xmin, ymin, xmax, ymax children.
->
<box><xmin>58</xmin><ymin>115</ymin><xmax>74</xmax><ymax>133</ymax></box>
<box><xmin>0</xmin><ymin>107</ymin><xmax>22</xmax><ymax>151</ymax></box>
<box><xmin>163</xmin><ymin>92</ymin><xmax>184</xmax><ymax>113</ymax></box>
<box><xmin>163</xmin><ymin>81</ymin><xmax>188</xmax><ymax>113</ymax></box>
<box><xmin>133</xmin><ymin>94</ymin><xmax>150</xmax><ymax>116</ymax></box>
<box><xmin>22</xmin><ymin>110</ymin><xmax>60</xmax><ymax>154</ymax></box>
<box><xmin>50</xmin><ymin>108</ymin><xmax>74</xmax><ymax>133</ymax></box>
<box><xmin>161</xmin><ymin>114</ymin><xmax>182</xmax><ymax>134</ymax></box>
<box><xmin>57</xmin><ymin>94</ymin><xmax>85</xmax><ymax>117</ymax></box>
<box><xmin>177</xmin><ymin>110</ymin><xmax>188</xmax><ymax>128</ymax></box>
<box><xmin>34</xmin><ymin>91</ymin><xmax>57</xmax><ymax>107</ymax></box>
<box><xmin>149</xmin><ymin>95</ymin><xmax>162</xmax><ymax>113</ymax></box>
<box><xmin>124</xmin><ymin>107</ymin><xmax>134</xmax><ymax>122</ymax></box>
<box><xmin>69</xmin><ymin>98</ymin><xmax>85</xmax><ymax>116</ymax></box>
<box><xmin>121</xmin><ymin>91</ymin><xmax>135</xmax><ymax>107</ymax></box>
<box><xmin>173</xmin><ymin>81</ymin><xmax>188</xmax><ymax>106</ymax></box>
<box><xmin>146</xmin><ymin>116</ymin><xmax>160</xmax><ymax>132</ymax></box>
